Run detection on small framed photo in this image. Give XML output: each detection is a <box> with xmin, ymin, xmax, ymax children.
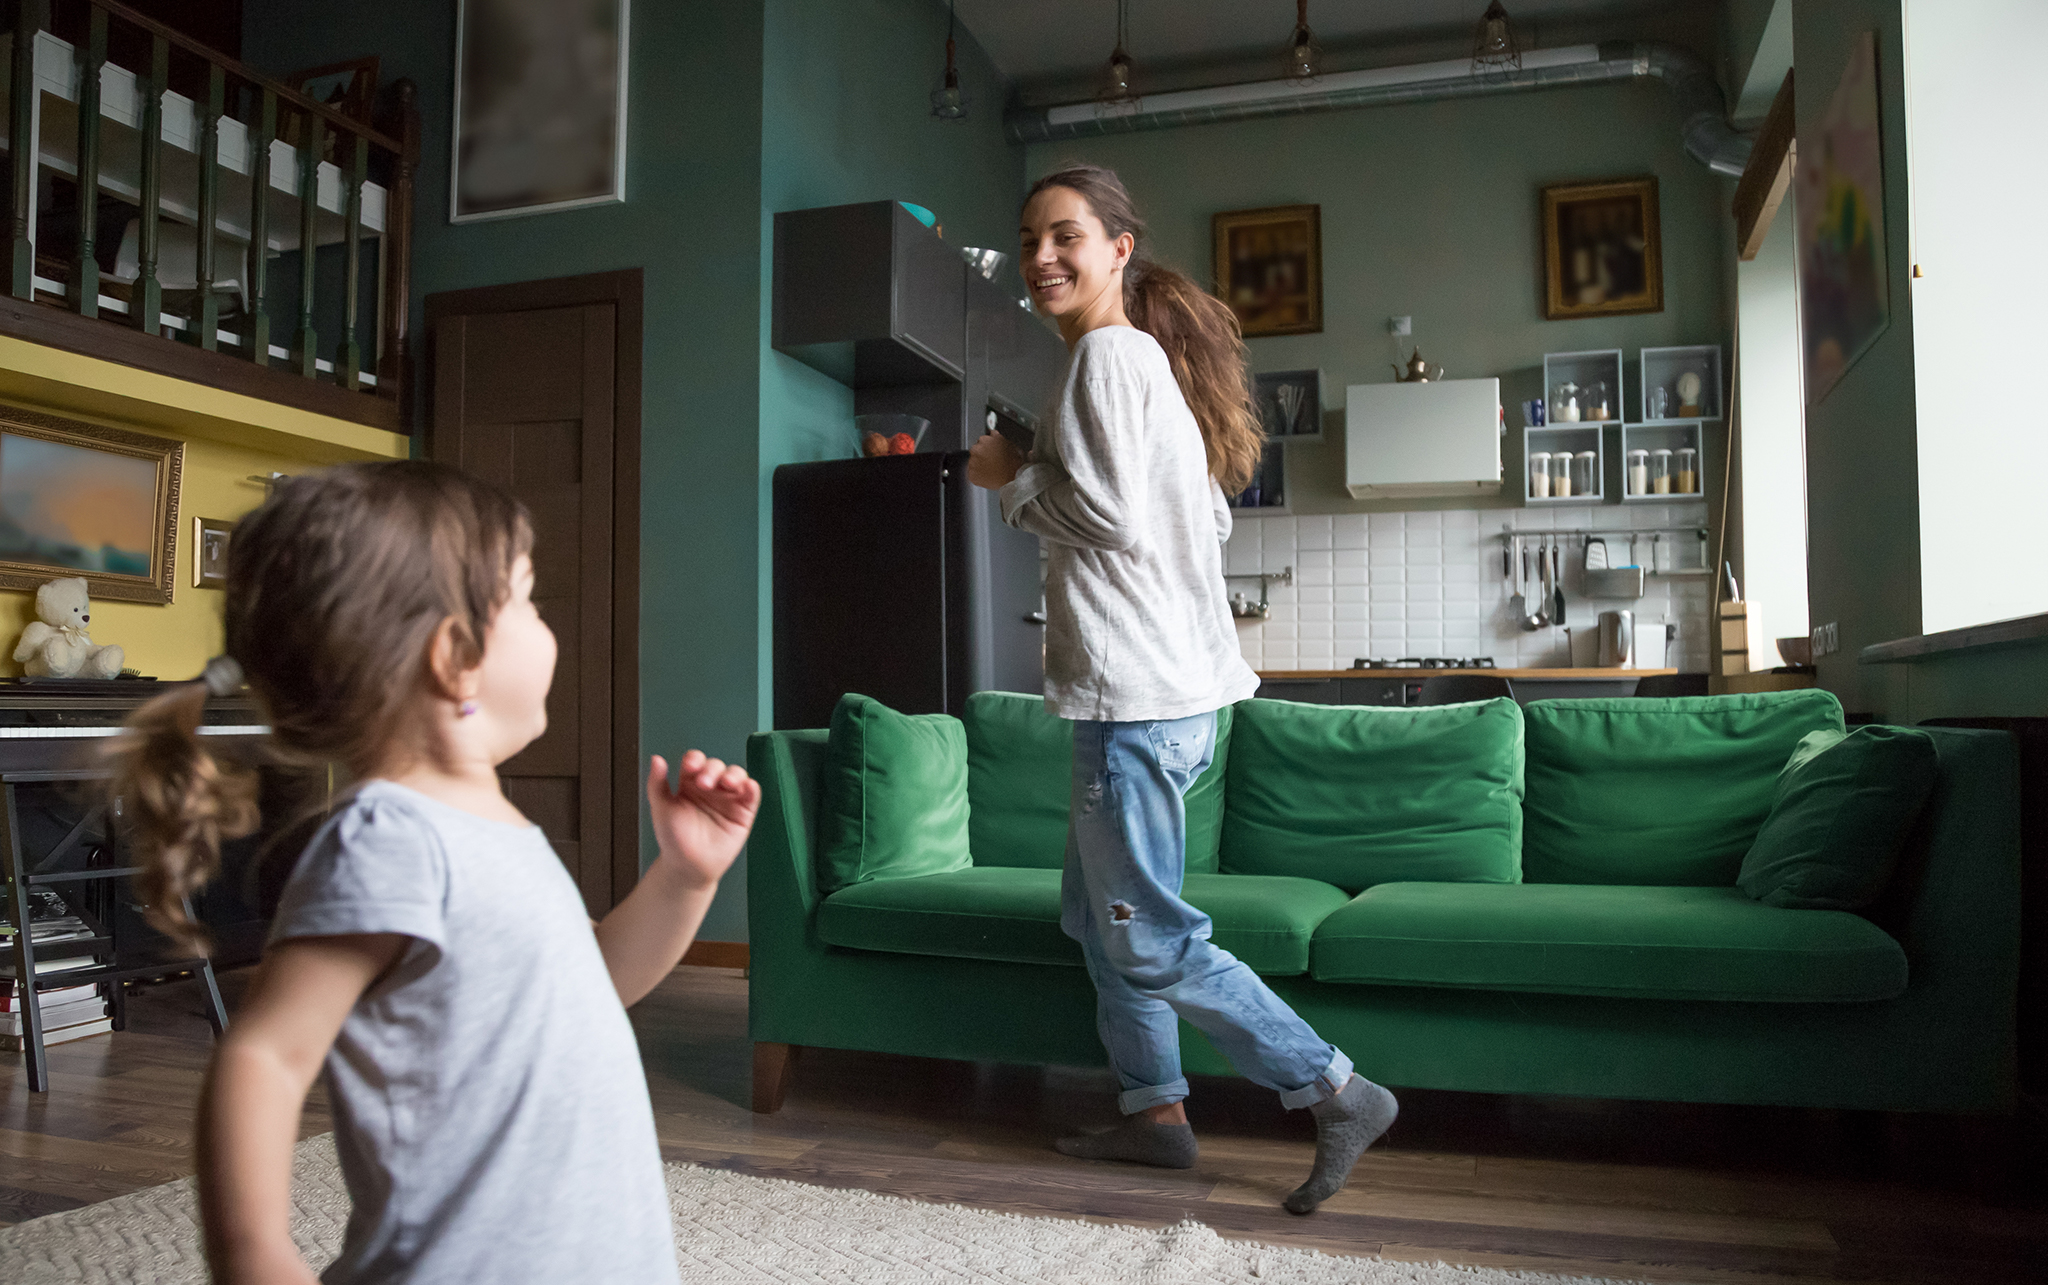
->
<box><xmin>192</xmin><ymin>517</ymin><xmax>234</xmax><ymax>589</ymax></box>
<box><xmin>451</xmin><ymin>0</ymin><xmax>630</xmax><ymax>223</ymax></box>
<box><xmin>1213</xmin><ymin>205</ymin><xmax>1322</xmax><ymax>337</ymax></box>
<box><xmin>1541</xmin><ymin>177</ymin><xmax>1663</xmax><ymax>320</ymax></box>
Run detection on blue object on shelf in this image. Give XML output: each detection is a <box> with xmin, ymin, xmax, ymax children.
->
<box><xmin>899</xmin><ymin>202</ymin><xmax>937</xmax><ymax>228</ymax></box>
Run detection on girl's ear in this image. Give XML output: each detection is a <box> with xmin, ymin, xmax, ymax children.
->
<box><xmin>425</xmin><ymin>615</ymin><xmax>479</xmax><ymax>704</ymax></box>
<box><xmin>1113</xmin><ymin>231</ymin><xmax>1134</xmax><ymax>271</ymax></box>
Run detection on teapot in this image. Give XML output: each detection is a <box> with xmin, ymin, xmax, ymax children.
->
<box><xmin>1391</xmin><ymin>347</ymin><xmax>1445</xmax><ymax>383</ymax></box>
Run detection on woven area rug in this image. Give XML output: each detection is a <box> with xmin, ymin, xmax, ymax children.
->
<box><xmin>0</xmin><ymin>1135</ymin><xmax>1632</xmax><ymax>1284</ymax></box>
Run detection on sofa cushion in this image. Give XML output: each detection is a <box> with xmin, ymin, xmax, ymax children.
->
<box><xmin>1310</xmin><ymin>882</ymin><xmax>1907</xmax><ymax>1002</ymax></box>
<box><xmin>816</xmin><ymin>866</ymin><xmax>1350</xmax><ymax>976</ymax></box>
<box><xmin>1220</xmin><ymin>697</ymin><xmax>1524</xmax><ymax>894</ymax></box>
<box><xmin>1522</xmin><ymin>690</ymin><xmax>1846</xmax><ymax>886</ymax></box>
<box><xmin>1739</xmin><ymin>726</ymin><xmax>1941</xmax><ymax>910</ymax></box>
<box><xmin>817</xmin><ymin>694</ymin><xmax>972</xmax><ymax>894</ymax></box>
<box><xmin>964</xmin><ymin>691</ymin><xmax>1232</xmax><ymax>874</ymax></box>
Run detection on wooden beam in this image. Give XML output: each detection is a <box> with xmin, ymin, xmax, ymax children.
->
<box><xmin>1733</xmin><ymin>69</ymin><xmax>1795</xmax><ymax>262</ymax></box>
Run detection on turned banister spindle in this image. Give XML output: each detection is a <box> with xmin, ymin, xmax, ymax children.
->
<box><xmin>244</xmin><ymin>87</ymin><xmax>275</xmax><ymax>365</ymax></box>
<box><xmin>8</xmin><ymin>0</ymin><xmax>41</xmax><ymax>299</ymax></box>
<box><xmin>193</xmin><ymin>63</ymin><xmax>224</xmax><ymax>350</ymax></box>
<box><xmin>376</xmin><ymin>79</ymin><xmax>419</xmax><ymax>411</ymax></box>
<box><xmin>134</xmin><ymin>33</ymin><xmax>167</xmax><ymax>335</ymax></box>
<box><xmin>291</xmin><ymin>111</ymin><xmax>321</xmax><ymax>378</ymax></box>
<box><xmin>69</xmin><ymin>5</ymin><xmax>106</xmax><ymax>318</ymax></box>
<box><xmin>336</xmin><ymin>132</ymin><xmax>364</xmax><ymax>389</ymax></box>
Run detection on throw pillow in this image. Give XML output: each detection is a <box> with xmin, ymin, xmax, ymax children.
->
<box><xmin>818</xmin><ymin>693</ymin><xmax>972</xmax><ymax>894</ymax></box>
<box><xmin>1737</xmin><ymin>725</ymin><xmax>1940</xmax><ymax>910</ymax></box>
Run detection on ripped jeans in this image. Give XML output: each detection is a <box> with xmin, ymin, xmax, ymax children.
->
<box><xmin>1061</xmin><ymin>713</ymin><xmax>1353</xmax><ymax>1115</ymax></box>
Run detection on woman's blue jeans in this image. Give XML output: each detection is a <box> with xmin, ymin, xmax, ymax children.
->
<box><xmin>1061</xmin><ymin>712</ymin><xmax>1353</xmax><ymax>1115</ymax></box>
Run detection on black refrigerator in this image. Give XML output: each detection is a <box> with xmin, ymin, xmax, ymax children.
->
<box><xmin>772</xmin><ymin>452</ymin><xmax>1047</xmax><ymax>730</ymax></box>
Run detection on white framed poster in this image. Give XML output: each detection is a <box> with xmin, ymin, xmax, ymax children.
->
<box><xmin>450</xmin><ymin>0</ymin><xmax>630</xmax><ymax>223</ymax></box>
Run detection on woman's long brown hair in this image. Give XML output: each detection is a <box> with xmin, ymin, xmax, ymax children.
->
<box><xmin>1027</xmin><ymin>164</ymin><xmax>1264</xmax><ymax>494</ymax></box>
<box><xmin>108</xmin><ymin>461</ymin><xmax>532</xmax><ymax>954</ymax></box>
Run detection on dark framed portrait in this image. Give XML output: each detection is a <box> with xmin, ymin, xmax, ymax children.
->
<box><xmin>1541</xmin><ymin>177</ymin><xmax>1664</xmax><ymax>320</ymax></box>
<box><xmin>1213</xmin><ymin>205</ymin><xmax>1322</xmax><ymax>337</ymax></box>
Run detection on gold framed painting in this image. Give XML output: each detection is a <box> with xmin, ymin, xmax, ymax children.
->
<box><xmin>1541</xmin><ymin>177</ymin><xmax>1664</xmax><ymax>320</ymax></box>
<box><xmin>0</xmin><ymin>408</ymin><xmax>182</xmax><ymax>604</ymax></box>
<box><xmin>1213</xmin><ymin>204</ymin><xmax>1322</xmax><ymax>337</ymax></box>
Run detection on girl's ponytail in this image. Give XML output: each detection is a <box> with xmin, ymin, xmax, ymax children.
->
<box><xmin>1026</xmin><ymin>164</ymin><xmax>1265</xmax><ymax>494</ymax></box>
<box><xmin>109</xmin><ymin>656</ymin><xmax>259</xmax><ymax>955</ymax></box>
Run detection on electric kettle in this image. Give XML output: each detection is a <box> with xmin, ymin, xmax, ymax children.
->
<box><xmin>1597</xmin><ymin>610</ymin><xmax>1634</xmax><ymax>668</ymax></box>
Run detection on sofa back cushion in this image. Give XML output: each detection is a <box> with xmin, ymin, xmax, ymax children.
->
<box><xmin>1522</xmin><ymin>689</ymin><xmax>1846</xmax><ymax>886</ymax></box>
<box><xmin>1220</xmin><ymin>697</ymin><xmax>1524</xmax><ymax>893</ymax></box>
<box><xmin>964</xmin><ymin>691</ymin><xmax>1231</xmax><ymax>872</ymax></box>
<box><xmin>818</xmin><ymin>694</ymin><xmax>972</xmax><ymax>893</ymax></box>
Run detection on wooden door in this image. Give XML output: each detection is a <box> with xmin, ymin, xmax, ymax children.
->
<box><xmin>430</xmin><ymin>285</ymin><xmax>636</xmax><ymax>915</ymax></box>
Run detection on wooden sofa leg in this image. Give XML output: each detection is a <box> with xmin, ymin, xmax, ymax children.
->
<box><xmin>752</xmin><ymin>1042</ymin><xmax>797</xmax><ymax>1114</ymax></box>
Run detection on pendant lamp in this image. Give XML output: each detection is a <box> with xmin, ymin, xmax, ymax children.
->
<box><xmin>1097</xmin><ymin>0</ymin><xmax>1138</xmax><ymax>107</ymax></box>
<box><xmin>931</xmin><ymin>0</ymin><xmax>968</xmax><ymax>119</ymax></box>
<box><xmin>1286</xmin><ymin>0</ymin><xmax>1321</xmax><ymax>83</ymax></box>
<box><xmin>1471</xmin><ymin>1</ymin><xmax>1522</xmax><ymax>72</ymax></box>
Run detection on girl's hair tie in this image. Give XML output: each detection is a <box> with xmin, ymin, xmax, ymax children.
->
<box><xmin>202</xmin><ymin>655</ymin><xmax>245</xmax><ymax>698</ymax></box>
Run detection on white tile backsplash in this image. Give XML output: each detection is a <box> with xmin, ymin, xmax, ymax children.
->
<box><xmin>1225</xmin><ymin>503</ymin><xmax>1712</xmax><ymax>671</ymax></box>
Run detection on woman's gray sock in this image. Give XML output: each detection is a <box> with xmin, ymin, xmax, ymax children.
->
<box><xmin>1283</xmin><ymin>1076</ymin><xmax>1399</xmax><ymax>1214</ymax></box>
<box><xmin>1054</xmin><ymin>1115</ymin><xmax>1200</xmax><ymax>1169</ymax></box>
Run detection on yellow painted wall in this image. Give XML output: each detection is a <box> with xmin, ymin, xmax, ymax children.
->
<box><xmin>0</xmin><ymin>343</ymin><xmax>409</xmax><ymax>680</ymax></box>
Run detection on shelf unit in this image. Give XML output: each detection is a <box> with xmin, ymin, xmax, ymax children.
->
<box><xmin>1540</xmin><ymin>348</ymin><xmax>1624</xmax><ymax>427</ymax></box>
<box><xmin>1522</xmin><ymin>424</ymin><xmax>1605</xmax><ymax>504</ymax></box>
<box><xmin>1639</xmin><ymin>345</ymin><xmax>1723</xmax><ymax>423</ymax></box>
<box><xmin>1254</xmin><ymin>368</ymin><xmax>1324</xmax><ymax>442</ymax></box>
<box><xmin>1619</xmin><ymin>422</ymin><xmax>1707</xmax><ymax>501</ymax></box>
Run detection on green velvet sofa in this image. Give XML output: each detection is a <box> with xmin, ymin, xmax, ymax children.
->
<box><xmin>744</xmin><ymin>689</ymin><xmax>2020</xmax><ymax>1117</ymax></box>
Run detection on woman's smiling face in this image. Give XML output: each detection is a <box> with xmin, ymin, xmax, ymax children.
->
<box><xmin>1019</xmin><ymin>184</ymin><xmax>1132</xmax><ymax>324</ymax></box>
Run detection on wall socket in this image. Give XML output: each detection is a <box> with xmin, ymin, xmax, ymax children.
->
<box><xmin>1810</xmin><ymin>621</ymin><xmax>1840</xmax><ymax>657</ymax></box>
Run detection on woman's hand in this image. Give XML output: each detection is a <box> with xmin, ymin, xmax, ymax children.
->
<box><xmin>967</xmin><ymin>431</ymin><xmax>1025</xmax><ymax>491</ymax></box>
<box><xmin>646</xmin><ymin>751</ymin><xmax>760</xmax><ymax>890</ymax></box>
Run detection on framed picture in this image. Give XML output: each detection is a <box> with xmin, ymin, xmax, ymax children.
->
<box><xmin>1213</xmin><ymin>205</ymin><xmax>1322</xmax><ymax>337</ymax></box>
<box><xmin>1541</xmin><ymin>177</ymin><xmax>1664</xmax><ymax>320</ymax></box>
<box><xmin>451</xmin><ymin>0</ymin><xmax>631</xmax><ymax>223</ymax></box>
<box><xmin>192</xmin><ymin>517</ymin><xmax>234</xmax><ymax>590</ymax></box>
<box><xmin>0</xmin><ymin>409</ymin><xmax>182</xmax><ymax>605</ymax></box>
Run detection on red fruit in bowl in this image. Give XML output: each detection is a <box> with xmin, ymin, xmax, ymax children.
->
<box><xmin>862</xmin><ymin>432</ymin><xmax>890</xmax><ymax>458</ymax></box>
<box><xmin>889</xmin><ymin>433</ymin><xmax>917</xmax><ymax>455</ymax></box>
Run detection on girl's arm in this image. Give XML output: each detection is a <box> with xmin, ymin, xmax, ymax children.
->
<box><xmin>594</xmin><ymin>751</ymin><xmax>759</xmax><ymax>1006</ymax></box>
<box><xmin>199</xmin><ymin>933</ymin><xmax>405</xmax><ymax>1285</ymax></box>
<box><xmin>996</xmin><ymin>368</ymin><xmax>1151</xmax><ymax>551</ymax></box>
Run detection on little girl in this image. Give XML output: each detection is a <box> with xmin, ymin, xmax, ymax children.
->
<box><xmin>113</xmin><ymin>460</ymin><xmax>757</xmax><ymax>1284</ymax></box>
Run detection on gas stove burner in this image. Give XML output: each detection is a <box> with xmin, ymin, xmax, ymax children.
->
<box><xmin>1353</xmin><ymin>656</ymin><xmax>1498</xmax><ymax>671</ymax></box>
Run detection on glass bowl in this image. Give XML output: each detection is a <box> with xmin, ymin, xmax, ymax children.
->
<box><xmin>854</xmin><ymin>414</ymin><xmax>930</xmax><ymax>458</ymax></box>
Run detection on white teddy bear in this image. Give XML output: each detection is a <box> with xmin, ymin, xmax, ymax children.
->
<box><xmin>13</xmin><ymin>577</ymin><xmax>125</xmax><ymax>679</ymax></box>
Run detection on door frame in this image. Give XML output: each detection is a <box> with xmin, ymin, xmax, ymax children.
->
<box><xmin>425</xmin><ymin>269</ymin><xmax>644</xmax><ymax>907</ymax></box>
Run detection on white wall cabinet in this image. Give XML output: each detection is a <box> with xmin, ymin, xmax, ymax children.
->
<box><xmin>1344</xmin><ymin>378</ymin><xmax>1501</xmax><ymax>500</ymax></box>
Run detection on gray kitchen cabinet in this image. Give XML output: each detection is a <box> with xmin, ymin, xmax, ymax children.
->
<box><xmin>772</xmin><ymin>201</ymin><xmax>966</xmax><ymax>387</ymax></box>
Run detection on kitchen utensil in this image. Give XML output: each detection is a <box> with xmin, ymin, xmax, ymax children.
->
<box><xmin>1521</xmin><ymin>543</ymin><xmax>1546</xmax><ymax>631</ymax></box>
<box><xmin>959</xmin><ymin>247</ymin><xmax>1010</xmax><ymax>280</ymax></box>
<box><xmin>1597</xmin><ymin>609</ymin><xmax>1635</xmax><ymax>668</ymax></box>
<box><xmin>1274</xmin><ymin>383</ymin><xmax>1306</xmax><ymax>435</ymax></box>
<box><xmin>1585</xmin><ymin>565</ymin><xmax>1647</xmax><ymax>598</ymax></box>
<box><xmin>1584</xmin><ymin>537</ymin><xmax>1608</xmax><ymax>570</ymax></box>
<box><xmin>1510</xmin><ymin>540</ymin><xmax>1531</xmax><ymax>629</ymax></box>
<box><xmin>1551</xmin><ymin>543</ymin><xmax>1565</xmax><ymax>626</ymax></box>
<box><xmin>1533</xmin><ymin>539</ymin><xmax>1551</xmax><ymax>627</ymax></box>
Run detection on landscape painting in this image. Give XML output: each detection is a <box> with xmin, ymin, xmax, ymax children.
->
<box><xmin>0</xmin><ymin>413</ymin><xmax>182</xmax><ymax>604</ymax></box>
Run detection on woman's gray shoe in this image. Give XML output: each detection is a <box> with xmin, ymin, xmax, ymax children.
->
<box><xmin>1283</xmin><ymin>1077</ymin><xmax>1398</xmax><ymax>1214</ymax></box>
<box><xmin>1054</xmin><ymin>1116</ymin><xmax>1200</xmax><ymax>1169</ymax></box>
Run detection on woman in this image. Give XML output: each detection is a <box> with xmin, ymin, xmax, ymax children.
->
<box><xmin>966</xmin><ymin>165</ymin><xmax>1397</xmax><ymax>1215</ymax></box>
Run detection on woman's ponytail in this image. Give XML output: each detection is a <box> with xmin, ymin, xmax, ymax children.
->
<box><xmin>108</xmin><ymin>657</ymin><xmax>259</xmax><ymax>955</ymax></box>
<box><xmin>1027</xmin><ymin>164</ymin><xmax>1266</xmax><ymax>494</ymax></box>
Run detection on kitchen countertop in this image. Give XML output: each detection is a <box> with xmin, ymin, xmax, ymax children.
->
<box><xmin>1257</xmin><ymin>668</ymin><xmax>1675</xmax><ymax>679</ymax></box>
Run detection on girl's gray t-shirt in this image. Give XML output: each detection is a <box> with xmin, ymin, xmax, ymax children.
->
<box><xmin>271</xmin><ymin>780</ymin><xmax>677</xmax><ymax>1285</ymax></box>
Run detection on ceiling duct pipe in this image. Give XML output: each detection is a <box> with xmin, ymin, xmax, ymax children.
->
<box><xmin>1006</xmin><ymin>40</ymin><xmax>1752</xmax><ymax>177</ymax></box>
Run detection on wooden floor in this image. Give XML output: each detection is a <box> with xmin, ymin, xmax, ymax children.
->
<box><xmin>5</xmin><ymin>966</ymin><xmax>2045</xmax><ymax>1284</ymax></box>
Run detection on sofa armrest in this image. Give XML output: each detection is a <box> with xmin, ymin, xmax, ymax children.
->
<box><xmin>747</xmin><ymin>729</ymin><xmax>829</xmax><ymax>933</ymax></box>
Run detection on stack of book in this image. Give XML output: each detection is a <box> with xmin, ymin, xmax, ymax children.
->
<box><xmin>1</xmin><ymin>979</ymin><xmax>110</xmax><ymax>1051</ymax></box>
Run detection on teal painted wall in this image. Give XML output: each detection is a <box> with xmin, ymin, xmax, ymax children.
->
<box><xmin>1024</xmin><ymin>77</ymin><xmax>1734</xmax><ymax>517</ymax></box>
<box><xmin>1791</xmin><ymin>0</ymin><xmax>2048</xmax><ymax>722</ymax></box>
<box><xmin>249</xmin><ymin>1</ymin><xmax>1022</xmax><ymax>941</ymax></box>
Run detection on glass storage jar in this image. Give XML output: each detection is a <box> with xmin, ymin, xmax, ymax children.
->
<box><xmin>1651</xmin><ymin>449</ymin><xmax>1673</xmax><ymax>494</ymax></box>
<box><xmin>1529</xmin><ymin>451</ymin><xmax>1552</xmax><ymax>499</ymax></box>
<box><xmin>1675</xmin><ymin>447</ymin><xmax>1698</xmax><ymax>494</ymax></box>
<box><xmin>1627</xmin><ymin>449</ymin><xmax>1649</xmax><ymax>497</ymax></box>
<box><xmin>1571</xmin><ymin>450</ymin><xmax>1597</xmax><ymax>498</ymax></box>
<box><xmin>1550</xmin><ymin>451</ymin><xmax>1572</xmax><ymax>497</ymax></box>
